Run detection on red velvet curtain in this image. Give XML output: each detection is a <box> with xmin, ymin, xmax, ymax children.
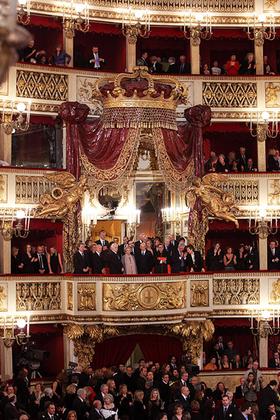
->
<box><xmin>92</xmin><ymin>334</ymin><xmax>183</xmax><ymax>367</ymax></box>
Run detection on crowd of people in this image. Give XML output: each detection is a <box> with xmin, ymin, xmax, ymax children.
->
<box><xmin>1</xmin><ymin>351</ymin><xmax>280</xmax><ymax>420</ymax></box>
<box><xmin>204</xmin><ymin>147</ymin><xmax>257</xmax><ymax>174</ymax></box>
<box><xmin>11</xmin><ymin>245</ymin><xmax>63</xmax><ymax>275</ymax></box>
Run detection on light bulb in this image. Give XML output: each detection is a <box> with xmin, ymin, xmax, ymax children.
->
<box><xmin>258</xmin><ymin>14</ymin><xmax>266</xmax><ymax>23</ymax></box>
<box><xmin>135</xmin><ymin>10</ymin><xmax>144</xmax><ymax>19</ymax></box>
<box><xmin>16</xmin><ymin>209</ymin><xmax>26</xmax><ymax>219</ymax></box>
<box><xmin>261</xmin><ymin>110</ymin><xmax>269</xmax><ymax>121</ymax></box>
<box><xmin>195</xmin><ymin>13</ymin><xmax>204</xmax><ymax>22</ymax></box>
<box><xmin>261</xmin><ymin>310</ymin><xmax>271</xmax><ymax>320</ymax></box>
<box><xmin>16</xmin><ymin>318</ymin><xmax>26</xmax><ymax>329</ymax></box>
<box><xmin>259</xmin><ymin>206</ymin><xmax>267</xmax><ymax>219</ymax></box>
<box><xmin>75</xmin><ymin>3</ymin><xmax>85</xmax><ymax>14</ymax></box>
<box><xmin>16</xmin><ymin>102</ymin><xmax>26</xmax><ymax>113</ymax></box>
<box><xmin>18</xmin><ymin>0</ymin><xmax>27</xmax><ymax>4</ymax></box>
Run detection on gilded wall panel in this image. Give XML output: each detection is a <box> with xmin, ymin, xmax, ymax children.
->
<box><xmin>0</xmin><ymin>76</ymin><xmax>8</xmax><ymax>96</ymax></box>
<box><xmin>268</xmin><ymin>179</ymin><xmax>280</xmax><ymax>205</ymax></box>
<box><xmin>0</xmin><ymin>283</ymin><xmax>8</xmax><ymax>311</ymax></box>
<box><xmin>269</xmin><ymin>278</ymin><xmax>280</xmax><ymax>303</ymax></box>
<box><xmin>264</xmin><ymin>0</ymin><xmax>279</xmax><ymax>10</ymax></box>
<box><xmin>213</xmin><ymin>278</ymin><xmax>259</xmax><ymax>305</ymax></box>
<box><xmin>77</xmin><ymin>76</ymin><xmax>103</xmax><ymax>115</ymax></box>
<box><xmin>215</xmin><ymin>179</ymin><xmax>259</xmax><ymax>205</ymax></box>
<box><xmin>77</xmin><ymin>283</ymin><xmax>96</xmax><ymax>311</ymax></box>
<box><xmin>265</xmin><ymin>82</ymin><xmax>280</xmax><ymax>107</ymax></box>
<box><xmin>67</xmin><ymin>283</ymin><xmax>73</xmax><ymax>310</ymax></box>
<box><xmin>203</xmin><ymin>82</ymin><xmax>257</xmax><ymax>108</ymax></box>
<box><xmin>16</xmin><ymin>282</ymin><xmax>61</xmax><ymax>311</ymax></box>
<box><xmin>16</xmin><ymin>70</ymin><xmax>68</xmax><ymax>101</ymax></box>
<box><xmin>0</xmin><ymin>175</ymin><xmax>7</xmax><ymax>203</ymax></box>
<box><xmin>103</xmin><ymin>282</ymin><xmax>186</xmax><ymax>311</ymax></box>
<box><xmin>190</xmin><ymin>280</ymin><xmax>209</xmax><ymax>307</ymax></box>
<box><xmin>15</xmin><ymin>176</ymin><xmax>54</xmax><ymax>204</ymax></box>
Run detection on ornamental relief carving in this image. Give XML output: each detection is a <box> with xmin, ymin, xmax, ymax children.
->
<box><xmin>16</xmin><ymin>282</ymin><xmax>61</xmax><ymax>311</ymax></box>
<box><xmin>16</xmin><ymin>70</ymin><xmax>68</xmax><ymax>101</ymax></box>
<box><xmin>103</xmin><ymin>282</ymin><xmax>186</xmax><ymax>311</ymax></box>
<box><xmin>265</xmin><ymin>82</ymin><xmax>280</xmax><ymax>107</ymax></box>
<box><xmin>214</xmin><ymin>179</ymin><xmax>259</xmax><ymax>205</ymax></box>
<box><xmin>268</xmin><ymin>179</ymin><xmax>280</xmax><ymax>205</ymax></box>
<box><xmin>67</xmin><ymin>283</ymin><xmax>73</xmax><ymax>311</ymax></box>
<box><xmin>270</xmin><ymin>278</ymin><xmax>280</xmax><ymax>303</ymax></box>
<box><xmin>76</xmin><ymin>76</ymin><xmax>103</xmax><ymax>116</ymax></box>
<box><xmin>0</xmin><ymin>283</ymin><xmax>8</xmax><ymax>311</ymax></box>
<box><xmin>16</xmin><ymin>175</ymin><xmax>54</xmax><ymax>204</ymax></box>
<box><xmin>190</xmin><ymin>281</ymin><xmax>209</xmax><ymax>307</ymax></box>
<box><xmin>77</xmin><ymin>283</ymin><xmax>96</xmax><ymax>311</ymax></box>
<box><xmin>203</xmin><ymin>82</ymin><xmax>257</xmax><ymax>108</ymax></box>
<box><xmin>213</xmin><ymin>278</ymin><xmax>259</xmax><ymax>305</ymax></box>
<box><xmin>0</xmin><ymin>175</ymin><xmax>7</xmax><ymax>203</ymax></box>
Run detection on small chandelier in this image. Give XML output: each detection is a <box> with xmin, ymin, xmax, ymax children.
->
<box><xmin>1</xmin><ymin>100</ymin><xmax>31</xmax><ymax>135</ymax></box>
<box><xmin>81</xmin><ymin>198</ymin><xmax>98</xmax><ymax>241</ymax></box>
<box><xmin>183</xmin><ymin>12</ymin><xmax>212</xmax><ymax>45</ymax></box>
<box><xmin>122</xmin><ymin>9</ymin><xmax>151</xmax><ymax>44</ymax></box>
<box><xmin>17</xmin><ymin>0</ymin><xmax>31</xmax><ymax>25</ymax></box>
<box><xmin>249</xmin><ymin>206</ymin><xmax>278</xmax><ymax>239</ymax></box>
<box><xmin>0</xmin><ymin>208</ymin><xmax>32</xmax><ymax>241</ymax></box>
<box><xmin>247</xmin><ymin>13</ymin><xmax>276</xmax><ymax>46</ymax></box>
<box><xmin>63</xmin><ymin>1</ymin><xmax>90</xmax><ymax>39</ymax></box>
<box><xmin>249</xmin><ymin>110</ymin><xmax>279</xmax><ymax>140</ymax></box>
<box><xmin>250</xmin><ymin>309</ymin><xmax>280</xmax><ymax>338</ymax></box>
<box><xmin>1</xmin><ymin>315</ymin><xmax>30</xmax><ymax>347</ymax></box>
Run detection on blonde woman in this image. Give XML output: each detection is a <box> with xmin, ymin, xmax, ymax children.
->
<box><xmin>100</xmin><ymin>394</ymin><xmax>118</xmax><ymax>419</ymax></box>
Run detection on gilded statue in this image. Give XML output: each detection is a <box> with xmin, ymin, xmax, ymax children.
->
<box><xmin>186</xmin><ymin>174</ymin><xmax>239</xmax><ymax>228</ymax></box>
<box><xmin>36</xmin><ymin>172</ymin><xmax>87</xmax><ymax>219</ymax></box>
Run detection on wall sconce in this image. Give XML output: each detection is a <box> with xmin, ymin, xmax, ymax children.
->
<box><xmin>1</xmin><ymin>100</ymin><xmax>31</xmax><ymax>135</ymax></box>
<box><xmin>0</xmin><ymin>208</ymin><xmax>32</xmax><ymax>241</ymax></box>
<box><xmin>1</xmin><ymin>314</ymin><xmax>31</xmax><ymax>347</ymax></box>
<box><xmin>249</xmin><ymin>110</ymin><xmax>279</xmax><ymax>141</ymax></box>
<box><xmin>249</xmin><ymin>206</ymin><xmax>278</xmax><ymax>239</ymax></box>
<box><xmin>247</xmin><ymin>13</ymin><xmax>276</xmax><ymax>46</ymax></box>
<box><xmin>250</xmin><ymin>308</ymin><xmax>280</xmax><ymax>338</ymax></box>
<box><xmin>17</xmin><ymin>0</ymin><xmax>31</xmax><ymax>25</ymax></box>
<box><xmin>122</xmin><ymin>9</ymin><xmax>151</xmax><ymax>44</ymax></box>
<box><xmin>183</xmin><ymin>12</ymin><xmax>212</xmax><ymax>45</ymax></box>
<box><xmin>63</xmin><ymin>0</ymin><xmax>90</xmax><ymax>38</ymax></box>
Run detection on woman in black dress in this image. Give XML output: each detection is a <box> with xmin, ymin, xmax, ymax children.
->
<box><xmin>22</xmin><ymin>244</ymin><xmax>36</xmax><ymax>274</ymax></box>
<box><xmin>11</xmin><ymin>247</ymin><xmax>24</xmax><ymax>274</ymax></box>
<box><xmin>48</xmin><ymin>246</ymin><xmax>63</xmax><ymax>274</ymax></box>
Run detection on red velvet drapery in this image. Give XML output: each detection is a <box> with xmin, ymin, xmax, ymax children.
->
<box><xmin>92</xmin><ymin>334</ymin><xmax>183</xmax><ymax>367</ymax></box>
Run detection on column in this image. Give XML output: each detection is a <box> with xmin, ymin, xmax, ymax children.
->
<box><xmin>257</xmin><ymin>124</ymin><xmax>267</xmax><ymax>171</ymax></box>
<box><xmin>258</xmin><ymin>236</ymin><xmax>267</xmax><ymax>270</ymax></box>
<box><xmin>0</xmin><ymin>237</ymin><xmax>11</xmax><ymax>274</ymax></box>
<box><xmin>126</xmin><ymin>36</ymin><xmax>136</xmax><ymax>72</ymax></box>
<box><xmin>259</xmin><ymin>335</ymin><xmax>268</xmax><ymax>367</ymax></box>
<box><xmin>190</xmin><ymin>39</ymin><xmax>200</xmax><ymax>75</ymax></box>
<box><xmin>63</xmin><ymin>31</ymin><xmax>74</xmax><ymax>67</ymax></box>
<box><xmin>0</xmin><ymin>341</ymin><xmax>13</xmax><ymax>381</ymax></box>
<box><xmin>0</xmin><ymin>129</ymin><xmax>12</xmax><ymax>165</ymax></box>
<box><xmin>63</xmin><ymin>333</ymin><xmax>77</xmax><ymax>369</ymax></box>
<box><xmin>254</xmin><ymin>39</ymin><xmax>264</xmax><ymax>76</ymax></box>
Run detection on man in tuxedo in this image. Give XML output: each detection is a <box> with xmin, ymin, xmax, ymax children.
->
<box><xmin>90</xmin><ymin>244</ymin><xmax>104</xmax><ymax>274</ymax></box>
<box><xmin>235</xmin><ymin>377</ymin><xmax>246</xmax><ymax>399</ymax></box>
<box><xmin>89</xmin><ymin>46</ymin><xmax>104</xmax><ymax>69</ymax></box>
<box><xmin>237</xmin><ymin>146</ymin><xmax>248</xmax><ymax>172</ymax></box>
<box><xmin>234</xmin><ymin>402</ymin><xmax>253</xmax><ymax>420</ymax></box>
<box><xmin>269</xmin><ymin>352</ymin><xmax>280</xmax><ymax>368</ymax></box>
<box><xmin>73</xmin><ymin>243</ymin><xmax>90</xmax><ymax>274</ymax></box>
<box><xmin>134</xmin><ymin>233</ymin><xmax>147</xmax><ymax>254</ymax></box>
<box><xmin>34</xmin><ymin>245</ymin><xmax>49</xmax><ymax>274</ymax></box>
<box><xmin>175</xmin><ymin>386</ymin><xmax>191</xmax><ymax>413</ymax></box>
<box><xmin>244</xmin><ymin>244</ymin><xmax>259</xmax><ymax>270</ymax></box>
<box><xmin>119</xmin><ymin>236</ymin><xmax>129</xmax><ymax>256</ymax></box>
<box><xmin>137</xmin><ymin>51</ymin><xmax>149</xmax><ymax>66</ymax></box>
<box><xmin>186</xmin><ymin>244</ymin><xmax>204</xmax><ymax>272</ymax></box>
<box><xmin>268</xmin><ymin>240</ymin><xmax>280</xmax><ymax>270</ymax></box>
<box><xmin>96</xmin><ymin>230</ymin><xmax>109</xmax><ymax>249</ymax></box>
<box><xmin>259</xmin><ymin>381</ymin><xmax>280</xmax><ymax>418</ymax></box>
<box><xmin>170</xmin><ymin>243</ymin><xmax>187</xmax><ymax>273</ymax></box>
<box><xmin>89</xmin><ymin>400</ymin><xmax>104</xmax><ymax>420</ymax></box>
<box><xmin>178</xmin><ymin>55</ymin><xmax>190</xmax><ymax>74</ymax></box>
<box><xmin>158</xmin><ymin>374</ymin><xmax>170</xmax><ymax>409</ymax></box>
<box><xmin>4</xmin><ymin>395</ymin><xmax>20</xmax><ymax>420</ymax></box>
<box><xmin>149</xmin><ymin>55</ymin><xmax>162</xmax><ymax>73</ymax></box>
<box><xmin>214</xmin><ymin>395</ymin><xmax>237</xmax><ymax>420</ymax></box>
<box><xmin>135</xmin><ymin>242</ymin><xmax>154</xmax><ymax>274</ymax></box>
<box><xmin>96</xmin><ymin>384</ymin><xmax>109</xmax><ymax>405</ymax></box>
<box><xmin>40</xmin><ymin>402</ymin><xmax>60</xmax><ymax>420</ymax></box>
<box><xmin>107</xmin><ymin>243</ymin><xmax>123</xmax><ymax>274</ymax></box>
<box><xmin>72</xmin><ymin>389</ymin><xmax>89</xmax><ymax>420</ymax></box>
<box><xmin>167</xmin><ymin>56</ymin><xmax>177</xmax><ymax>74</ymax></box>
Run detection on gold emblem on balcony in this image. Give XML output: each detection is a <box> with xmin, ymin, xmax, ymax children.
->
<box><xmin>270</xmin><ymin>278</ymin><xmax>280</xmax><ymax>304</ymax></box>
<box><xmin>0</xmin><ymin>284</ymin><xmax>7</xmax><ymax>311</ymax></box>
<box><xmin>191</xmin><ymin>281</ymin><xmax>209</xmax><ymax>307</ymax></box>
<box><xmin>77</xmin><ymin>283</ymin><xmax>96</xmax><ymax>311</ymax></box>
<box><xmin>103</xmin><ymin>281</ymin><xmax>186</xmax><ymax>311</ymax></box>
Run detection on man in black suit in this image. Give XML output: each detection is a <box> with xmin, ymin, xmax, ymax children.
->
<box><xmin>4</xmin><ymin>395</ymin><xmax>19</xmax><ymax>420</ymax></box>
<box><xmin>119</xmin><ymin>236</ymin><xmax>129</xmax><ymax>256</ymax></box>
<box><xmin>73</xmin><ymin>243</ymin><xmax>90</xmax><ymax>274</ymax></box>
<box><xmin>107</xmin><ymin>243</ymin><xmax>123</xmax><ymax>274</ymax></box>
<box><xmin>89</xmin><ymin>400</ymin><xmax>104</xmax><ymax>420</ymax></box>
<box><xmin>244</xmin><ymin>244</ymin><xmax>259</xmax><ymax>270</ymax></box>
<box><xmin>170</xmin><ymin>243</ymin><xmax>187</xmax><ymax>273</ymax></box>
<box><xmin>90</xmin><ymin>244</ymin><xmax>104</xmax><ymax>274</ymax></box>
<box><xmin>269</xmin><ymin>352</ymin><xmax>280</xmax><ymax>368</ymax></box>
<box><xmin>96</xmin><ymin>230</ymin><xmax>109</xmax><ymax>249</ymax></box>
<box><xmin>234</xmin><ymin>378</ymin><xmax>246</xmax><ymax>399</ymax></box>
<box><xmin>34</xmin><ymin>245</ymin><xmax>49</xmax><ymax>274</ymax></box>
<box><xmin>95</xmin><ymin>384</ymin><xmax>109</xmax><ymax>405</ymax></box>
<box><xmin>268</xmin><ymin>240</ymin><xmax>280</xmax><ymax>270</ymax></box>
<box><xmin>214</xmin><ymin>395</ymin><xmax>237</xmax><ymax>420</ymax></box>
<box><xmin>175</xmin><ymin>386</ymin><xmax>191</xmax><ymax>413</ymax></box>
<box><xmin>178</xmin><ymin>55</ymin><xmax>191</xmax><ymax>74</ymax></box>
<box><xmin>137</xmin><ymin>51</ymin><xmax>149</xmax><ymax>67</ymax></box>
<box><xmin>149</xmin><ymin>56</ymin><xmax>162</xmax><ymax>73</ymax></box>
<box><xmin>134</xmin><ymin>233</ymin><xmax>147</xmax><ymax>254</ymax></box>
<box><xmin>72</xmin><ymin>389</ymin><xmax>89</xmax><ymax>420</ymax></box>
<box><xmin>135</xmin><ymin>242</ymin><xmax>154</xmax><ymax>274</ymax></box>
<box><xmin>167</xmin><ymin>57</ymin><xmax>177</xmax><ymax>74</ymax></box>
<box><xmin>234</xmin><ymin>402</ymin><xmax>253</xmax><ymax>420</ymax></box>
<box><xmin>158</xmin><ymin>374</ymin><xmax>170</xmax><ymax>409</ymax></box>
<box><xmin>40</xmin><ymin>402</ymin><xmax>60</xmax><ymax>420</ymax></box>
<box><xmin>259</xmin><ymin>380</ymin><xmax>280</xmax><ymax>418</ymax></box>
<box><xmin>237</xmin><ymin>146</ymin><xmax>248</xmax><ymax>172</ymax></box>
<box><xmin>186</xmin><ymin>244</ymin><xmax>204</xmax><ymax>272</ymax></box>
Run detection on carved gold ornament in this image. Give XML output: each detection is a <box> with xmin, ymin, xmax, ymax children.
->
<box><xmin>203</xmin><ymin>82</ymin><xmax>257</xmax><ymax>108</ymax></box>
<box><xmin>77</xmin><ymin>283</ymin><xmax>96</xmax><ymax>311</ymax></box>
<box><xmin>16</xmin><ymin>175</ymin><xmax>54</xmax><ymax>204</ymax></box>
<box><xmin>16</xmin><ymin>70</ymin><xmax>68</xmax><ymax>101</ymax></box>
<box><xmin>191</xmin><ymin>281</ymin><xmax>209</xmax><ymax>307</ymax></box>
<box><xmin>16</xmin><ymin>282</ymin><xmax>61</xmax><ymax>311</ymax></box>
<box><xmin>213</xmin><ymin>278</ymin><xmax>259</xmax><ymax>305</ymax></box>
<box><xmin>64</xmin><ymin>324</ymin><xmax>84</xmax><ymax>340</ymax></box>
<box><xmin>265</xmin><ymin>82</ymin><xmax>280</xmax><ymax>107</ymax></box>
<box><xmin>103</xmin><ymin>282</ymin><xmax>186</xmax><ymax>311</ymax></box>
<box><xmin>270</xmin><ymin>278</ymin><xmax>280</xmax><ymax>303</ymax></box>
<box><xmin>67</xmin><ymin>283</ymin><xmax>73</xmax><ymax>311</ymax></box>
<box><xmin>0</xmin><ymin>284</ymin><xmax>7</xmax><ymax>311</ymax></box>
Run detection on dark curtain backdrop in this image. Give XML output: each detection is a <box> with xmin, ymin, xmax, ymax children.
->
<box><xmin>92</xmin><ymin>334</ymin><xmax>183</xmax><ymax>367</ymax></box>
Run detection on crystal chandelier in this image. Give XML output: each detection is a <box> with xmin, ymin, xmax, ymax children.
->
<box><xmin>248</xmin><ymin>206</ymin><xmax>278</xmax><ymax>239</ymax></box>
<box><xmin>1</xmin><ymin>315</ymin><xmax>31</xmax><ymax>347</ymax></box>
<box><xmin>63</xmin><ymin>1</ymin><xmax>90</xmax><ymax>38</ymax></box>
<box><xmin>0</xmin><ymin>208</ymin><xmax>32</xmax><ymax>241</ymax></box>
<box><xmin>183</xmin><ymin>12</ymin><xmax>212</xmax><ymax>45</ymax></box>
<box><xmin>0</xmin><ymin>100</ymin><xmax>31</xmax><ymax>135</ymax></box>
<box><xmin>122</xmin><ymin>9</ymin><xmax>151</xmax><ymax>43</ymax></box>
<box><xmin>17</xmin><ymin>0</ymin><xmax>30</xmax><ymax>25</ymax></box>
<box><xmin>250</xmin><ymin>309</ymin><xmax>280</xmax><ymax>338</ymax></box>
<box><xmin>249</xmin><ymin>110</ymin><xmax>279</xmax><ymax>140</ymax></box>
<box><xmin>247</xmin><ymin>14</ymin><xmax>275</xmax><ymax>46</ymax></box>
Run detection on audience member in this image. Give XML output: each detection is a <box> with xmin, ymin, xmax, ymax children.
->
<box><xmin>137</xmin><ymin>51</ymin><xmax>149</xmax><ymax>67</ymax></box>
<box><xmin>225</xmin><ymin>54</ymin><xmax>240</xmax><ymax>76</ymax></box>
<box><xmin>121</xmin><ymin>245</ymin><xmax>138</xmax><ymax>274</ymax></box>
<box><xmin>167</xmin><ymin>57</ymin><xmax>177</xmax><ymax>74</ymax></box>
<box><xmin>178</xmin><ymin>55</ymin><xmax>190</xmax><ymax>74</ymax></box>
<box><xmin>51</xmin><ymin>45</ymin><xmax>71</xmax><ymax>66</ymax></box>
<box><xmin>48</xmin><ymin>246</ymin><xmax>63</xmax><ymax>274</ymax></box>
<box><xmin>89</xmin><ymin>47</ymin><xmax>104</xmax><ymax>70</ymax></box>
<box><xmin>239</xmin><ymin>52</ymin><xmax>256</xmax><ymax>75</ymax></box>
<box><xmin>264</xmin><ymin>56</ymin><xmax>275</xmax><ymax>75</ymax></box>
<box><xmin>73</xmin><ymin>243</ymin><xmax>90</xmax><ymax>274</ymax></box>
<box><xmin>202</xmin><ymin>63</ymin><xmax>210</xmax><ymax>75</ymax></box>
<box><xmin>150</xmin><ymin>55</ymin><xmax>162</xmax><ymax>73</ymax></box>
<box><xmin>211</xmin><ymin>60</ymin><xmax>222</xmax><ymax>76</ymax></box>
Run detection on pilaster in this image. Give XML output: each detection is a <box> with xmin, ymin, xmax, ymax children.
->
<box><xmin>0</xmin><ymin>341</ymin><xmax>13</xmax><ymax>381</ymax></box>
<box><xmin>126</xmin><ymin>37</ymin><xmax>137</xmax><ymax>72</ymax></box>
<box><xmin>259</xmin><ymin>336</ymin><xmax>268</xmax><ymax>367</ymax></box>
<box><xmin>254</xmin><ymin>40</ymin><xmax>264</xmax><ymax>76</ymax></box>
<box><xmin>190</xmin><ymin>40</ymin><xmax>200</xmax><ymax>75</ymax></box>
<box><xmin>0</xmin><ymin>237</ymin><xmax>11</xmax><ymax>274</ymax></box>
<box><xmin>0</xmin><ymin>129</ymin><xmax>12</xmax><ymax>165</ymax></box>
<box><xmin>63</xmin><ymin>31</ymin><xmax>74</xmax><ymax>67</ymax></box>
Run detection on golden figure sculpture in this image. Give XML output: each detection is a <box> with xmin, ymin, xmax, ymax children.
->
<box><xmin>186</xmin><ymin>174</ymin><xmax>239</xmax><ymax>228</ymax></box>
<box><xmin>36</xmin><ymin>172</ymin><xmax>87</xmax><ymax>219</ymax></box>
